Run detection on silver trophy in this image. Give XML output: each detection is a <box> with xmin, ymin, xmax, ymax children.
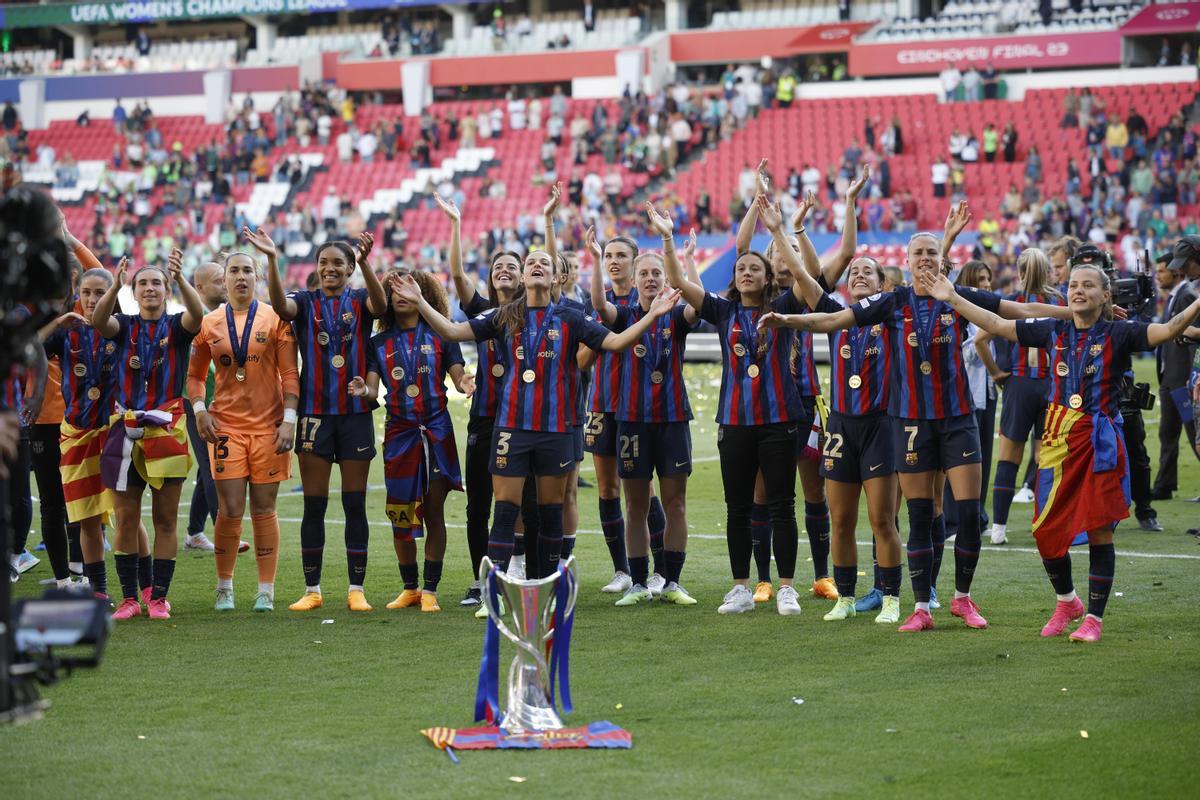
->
<box><xmin>478</xmin><ymin>555</ymin><xmax>579</xmax><ymax>735</ymax></box>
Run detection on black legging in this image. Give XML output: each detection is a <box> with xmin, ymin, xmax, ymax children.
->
<box><xmin>717</xmin><ymin>422</ymin><xmax>799</xmax><ymax>581</ymax></box>
<box><xmin>464</xmin><ymin>414</ymin><xmax>495</xmax><ymax>583</ymax></box>
<box><xmin>29</xmin><ymin>422</ymin><xmax>71</xmax><ymax>581</ymax></box>
<box><xmin>185</xmin><ymin>404</ymin><xmax>217</xmax><ymax>537</ymax></box>
<box><xmin>8</xmin><ymin>430</ymin><xmax>32</xmax><ymax>559</ymax></box>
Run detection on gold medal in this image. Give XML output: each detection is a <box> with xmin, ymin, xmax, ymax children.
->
<box><xmin>747</xmin><ymin>364</ymin><xmax>760</xmax><ymax>379</ymax></box>
<box><xmin>733</xmin><ymin>343</ymin><xmax>747</xmax><ymax>358</ymax></box>
<box><xmin>235</xmin><ymin>368</ymin><xmax>246</xmax><ymax>382</ymax></box>
<box><xmin>1056</xmin><ymin>362</ymin><xmax>1069</xmax><ymax>377</ymax></box>
<box><xmin>406</xmin><ymin>384</ymin><xmax>420</xmax><ymax>398</ymax></box>
<box><xmin>522</xmin><ymin>369</ymin><xmax>536</xmax><ymax>383</ymax></box>
<box><xmin>907</xmin><ymin>332</ymin><xmax>918</xmax><ymax>347</ymax></box>
<box><xmin>129</xmin><ymin>355</ymin><xmax>142</xmax><ymax>370</ymax></box>
<box><xmin>331</xmin><ymin>355</ymin><xmax>345</xmax><ymax>369</ymax></box>
<box><xmin>317</xmin><ymin>331</ymin><xmax>330</xmax><ymax>346</ymax></box>
<box><xmin>633</xmin><ymin>344</ymin><xmax>647</xmax><ymax>358</ymax></box>
<box><xmin>391</xmin><ymin>366</ymin><xmax>405</xmax><ymax>381</ymax></box>
<box><xmin>87</xmin><ymin>387</ymin><xmax>101</xmax><ymax>401</ymax></box>
<box><xmin>1068</xmin><ymin>393</ymin><xmax>1083</xmax><ymax>409</ymax></box>
<box><xmin>848</xmin><ymin>375</ymin><xmax>862</xmax><ymax>389</ymax></box>
<box><xmin>650</xmin><ymin>371</ymin><xmax>664</xmax><ymax>385</ymax></box>
<box><xmin>839</xmin><ymin>344</ymin><xmax>851</xmax><ymax>359</ymax></box>
<box><xmin>920</xmin><ymin>361</ymin><xmax>932</xmax><ymax>375</ymax></box>
<box><xmin>73</xmin><ymin>363</ymin><xmax>87</xmax><ymax>377</ymax></box>
<box><xmin>491</xmin><ymin>363</ymin><xmax>505</xmax><ymax>378</ymax></box>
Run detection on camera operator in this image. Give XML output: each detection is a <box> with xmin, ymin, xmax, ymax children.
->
<box><xmin>1071</xmin><ymin>243</ymin><xmax>1162</xmax><ymax>531</ymax></box>
<box><xmin>1151</xmin><ymin>239</ymin><xmax>1200</xmax><ymax>502</ymax></box>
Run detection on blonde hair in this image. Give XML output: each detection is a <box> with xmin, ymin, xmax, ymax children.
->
<box><xmin>1017</xmin><ymin>248</ymin><xmax>1061</xmax><ymax>302</ymax></box>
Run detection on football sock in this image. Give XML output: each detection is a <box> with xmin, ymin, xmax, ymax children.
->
<box><xmin>906</xmin><ymin>499</ymin><xmax>934</xmax><ymax>604</ymax></box>
<box><xmin>648</xmin><ymin>495</ymin><xmax>666</xmax><ymax>576</ymax></box>
<box><xmin>930</xmin><ymin>513</ymin><xmax>946</xmax><ymax>587</ymax></box>
<box><xmin>804</xmin><ymin>500</ymin><xmax>831</xmax><ymax>580</ymax></box>
<box><xmin>137</xmin><ymin>554</ymin><xmax>153</xmax><ymax>592</ymax></box>
<box><xmin>599</xmin><ymin>497</ymin><xmax>629</xmax><ymax>573</ymax></box>
<box><xmin>114</xmin><ymin>552</ymin><xmax>138</xmax><ymax>600</ymax></box>
<box><xmin>83</xmin><ymin>560</ymin><xmax>107</xmax><ymax>595</ymax></box>
<box><xmin>537</xmin><ymin>503</ymin><xmax>564</xmax><ymax>576</ymax></box>
<box><xmin>399</xmin><ymin>562</ymin><xmax>419</xmax><ymax>590</ymax></box>
<box><xmin>342</xmin><ymin>492</ymin><xmax>369</xmax><ymax>587</ymax></box>
<box><xmin>767</xmin><ymin>500</ymin><xmax>799</xmax><ymax>581</ymax></box>
<box><xmin>251</xmin><ymin>513</ymin><xmax>280</xmax><ymax>585</ymax></box>
<box><xmin>880</xmin><ymin>565</ymin><xmax>902</xmax><ymax>598</ymax></box>
<box><xmin>992</xmin><ymin>459</ymin><xmax>1018</xmax><ymax>526</ymax></box>
<box><xmin>750</xmin><ymin>502</ymin><xmax>772</xmax><ymax>582</ymax></box>
<box><xmin>422</xmin><ymin>559</ymin><xmax>443</xmax><ymax>593</ymax></box>
<box><xmin>833</xmin><ymin>564</ymin><xmax>857</xmax><ymax>599</ymax></box>
<box><xmin>629</xmin><ymin>555</ymin><xmax>650</xmax><ymax>588</ymax></box>
<box><xmin>665</xmin><ymin>550</ymin><xmax>686</xmax><ymax>585</ymax></box>
<box><xmin>1087</xmin><ymin>543</ymin><xmax>1115</xmax><ymax>618</ymax></box>
<box><xmin>953</xmin><ymin>499</ymin><xmax>982</xmax><ymax>594</ymax></box>
<box><xmin>214</xmin><ymin>513</ymin><xmax>242</xmax><ymax>582</ymax></box>
<box><xmin>300</xmin><ymin>495</ymin><xmax>328</xmax><ymax>588</ymax></box>
<box><xmin>871</xmin><ymin>539</ymin><xmax>883</xmax><ymax>591</ymax></box>
<box><xmin>487</xmin><ymin>501</ymin><xmax>519</xmax><ymax>572</ymax></box>
<box><xmin>560</xmin><ymin>534</ymin><xmax>577</xmax><ymax>562</ymax></box>
<box><xmin>1042</xmin><ymin>554</ymin><xmax>1075</xmax><ymax>596</ymax></box>
<box><xmin>150</xmin><ymin>558</ymin><xmax>175</xmax><ymax>601</ymax></box>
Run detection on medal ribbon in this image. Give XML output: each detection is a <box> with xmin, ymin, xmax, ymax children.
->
<box><xmin>735</xmin><ymin>303</ymin><xmax>764</xmax><ymax>377</ymax></box>
<box><xmin>317</xmin><ymin>291</ymin><xmax>352</xmax><ymax>354</ymax></box>
<box><xmin>1065</xmin><ymin>324</ymin><xmax>1100</xmax><ymax>406</ymax></box>
<box><xmin>226</xmin><ymin>300</ymin><xmax>258</xmax><ymax>371</ymax></box>
<box><xmin>73</xmin><ymin>325</ymin><xmax>102</xmax><ymax>390</ymax></box>
<box><xmin>392</xmin><ymin>324</ymin><xmax>425</xmax><ymax>389</ymax></box>
<box><xmin>134</xmin><ymin>315</ymin><xmax>169</xmax><ymax>406</ymax></box>
<box><xmin>641</xmin><ymin>308</ymin><xmax>670</xmax><ymax>376</ymax></box>
<box><xmin>847</xmin><ymin>327</ymin><xmax>871</xmax><ymax>386</ymax></box>
<box><xmin>521</xmin><ymin>303</ymin><xmax>558</xmax><ymax>375</ymax></box>
<box><xmin>908</xmin><ymin>288</ymin><xmax>940</xmax><ymax>372</ymax></box>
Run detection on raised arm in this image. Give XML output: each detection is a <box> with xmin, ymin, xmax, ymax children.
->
<box><xmin>91</xmin><ymin>256</ymin><xmax>126</xmax><ymax>339</ymax></box>
<box><xmin>435</xmin><ymin>195</ymin><xmax>475</xmax><ymax>307</ymax></box>
<box><xmin>941</xmin><ymin>200</ymin><xmax>971</xmax><ymax>269</ymax></box>
<box><xmin>587</xmin><ymin>224</ymin><xmax>608</xmax><ymax>314</ymax></box>
<box><xmin>649</xmin><ymin>202</ymin><xmax>705</xmax><ymax>312</ymax></box>
<box><xmin>247</xmin><ymin>227</ymin><xmax>296</xmax><ymax>320</ymax></box>
<box><xmin>355</xmin><ymin>231</ymin><xmax>388</xmax><ymax>317</ymax></box>
<box><xmin>923</xmin><ymin>270</ymin><xmax>1019</xmax><ymax>342</ymax></box>
<box><xmin>995</xmin><ymin>297</ymin><xmax>1073</xmax><ymax>320</ymax></box>
<box><xmin>20</xmin><ymin>340</ymin><xmax>48</xmax><ymax>427</ymax></box>
<box><xmin>600</xmin><ymin>289</ymin><xmax>682</xmax><ymax>351</ymax></box>
<box><xmin>683</xmin><ymin>228</ymin><xmax>701</xmax><ymax>287</ymax></box>
<box><xmin>973</xmin><ymin>330</ymin><xmax>1009</xmax><ymax>385</ymax></box>
<box><xmin>394</xmin><ymin>274</ymin><xmax>476</xmax><ymax>342</ymax></box>
<box><xmin>734</xmin><ymin>158</ymin><xmax>769</xmax><ymax>255</ymax></box>
<box><xmin>1148</xmin><ymin>295</ymin><xmax>1200</xmax><ymax>348</ymax></box>
<box><xmin>169</xmin><ymin>249</ymin><xmax>204</xmax><ymax>333</ymax></box>
<box><xmin>758</xmin><ymin>194</ymin><xmax>823</xmax><ymax>310</ymax></box>
<box><xmin>758</xmin><ymin>307</ymin><xmax>858</xmax><ymax>334</ymax></box>
<box><xmin>543</xmin><ymin>182</ymin><xmax>561</xmax><ymax>264</ymax></box>
<box><xmin>822</xmin><ymin>166</ymin><xmax>868</xmax><ymax>287</ymax></box>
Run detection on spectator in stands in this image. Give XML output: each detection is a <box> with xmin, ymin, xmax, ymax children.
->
<box><xmin>982</xmin><ymin>123</ymin><xmax>998</xmax><ymax>163</ymax></box>
<box><xmin>321</xmin><ymin>186</ymin><xmax>340</xmax><ymax>232</ymax></box>
<box><xmin>135</xmin><ymin>29</ymin><xmax>152</xmax><ymax>57</ymax></box>
<box><xmin>490</xmin><ymin>105</ymin><xmax>504</xmax><ymax>139</ymax></box>
<box><xmin>317</xmin><ymin>111</ymin><xmax>332</xmax><ymax>145</ymax></box>
<box><xmin>775</xmin><ymin>70</ymin><xmax>796</xmax><ymax>109</ymax></box>
<box><xmin>491</xmin><ymin>7</ymin><xmax>507</xmax><ymax>49</ymax></box>
<box><xmin>1025</xmin><ymin>145</ymin><xmax>1042</xmax><ymax>182</ymax></box>
<box><xmin>336</xmin><ymin>126</ymin><xmax>355</xmax><ymax>163</ymax></box>
<box><xmin>931</xmin><ymin>155</ymin><xmax>949</xmax><ymax>198</ymax></box>
<box><xmin>358</xmin><ymin>127</ymin><xmax>378</xmax><ymax>163</ymax></box>
<box><xmin>962</xmin><ymin>64</ymin><xmax>982</xmax><ymax>102</ymax></box>
<box><xmin>1106</xmin><ymin>117</ymin><xmax>1129</xmax><ymax>160</ymax></box>
<box><xmin>961</xmin><ymin>133</ymin><xmax>980</xmax><ymax>164</ymax></box>
<box><xmin>1061</xmin><ymin>89</ymin><xmax>1079</xmax><ymax>129</ymax></box>
<box><xmin>2</xmin><ymin>101</ymin><xmax>17</xmax><ymax>133</ymax></box>
<box><xmin>515</xmin><ymin>14</ymin><xmax>533</xmax><ymax>37</ymax></box>
<box><xmin>583</xmin><ymin>0</ymin><xmax>596</xmax><ymax>31</ymax></box>
<box><xmin>982</xmin><ymin>61</ymin><xmax>1000</xmax><ymax>100</ymax></box>
<box><xmin>940</xmin><ymin>62</ymin><xmax>961</xmax><ymax>103</ymax></box>
<box><xmin>1002</xmin><ymin>122</ymin><xmax>1018</xmax><ymax>163</ymax></box>
<box><xmin>949</xmin><ymin>128</ymin><xmax>967</xmax><ymax>161</ymax></box>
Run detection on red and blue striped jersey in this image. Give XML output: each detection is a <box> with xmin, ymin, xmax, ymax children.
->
<box><xmin>109</xmin><ymin>313</ymin><xmax>195</xmax><ymax>411</ymax></box>
<box><xmin>612</xmin><ymin>303</ymin><xmax>694</xmax><ymax>423</ymax></box>
<box><xmin>1016</xmin><ymin>318</ymin><xmax>1152</xmax><ymax>417</ymax></box>
<box><xmin>700</xmin><ymin>290</ymin><xmax>804</xmax><ymax>426</ymax></box>
<box><xmin>851</xmin><ymin>287</ymin><xmax>1002</xmax><ymax>420</ymax></box>
<box><xmin>1004</xmin><ymin>292</ymin><xmax>1064</xmax><ymax>378</ymax></box>
<box><xmin>815</xmin><ymin>293</ymin><xmax>892</xmax><ymax>416</ymax></box>
<box><xmin>587</xmin><ymin>289</ymin><xmax>637</xmax><ymax>413</ymax></box>
<box><xmin>44</xmin><ymin>326</ymin><xmax>119</xmax><ymax>429</ymax></box>
<box><xmin>288</xmin><ymin>288</ymin><xmax>377</xmax><ymax>416</ymax></box>
<box><xmin>469</xmin><ymin>304</ymin><xmax>611</xmax><ymax>433</ymax></box>
<box><xmin>463</xmin><ymin>293</ymin><xmax>502</xmax><ymax>419</ymax></box>
<box><xmin>792</xmin><ymin>327</ymin><xmax>822</xmax><ymax>397</ymax></box>
<box><xmin>559</xmin><ymin>294</ymin><xmax>592</xmax><ymax>427</ymax></box>
<box><xmin>366</xmin><ymin>325</ymin><xmax>464</xmax><ymax>423</ymax></box>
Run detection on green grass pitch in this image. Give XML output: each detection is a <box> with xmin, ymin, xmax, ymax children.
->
<box><xmin>4</xmin><ymin>358</ymin><xmax>1199</xmax><ymax>797</ymax></box>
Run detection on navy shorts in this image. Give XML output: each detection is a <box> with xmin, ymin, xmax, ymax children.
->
<box><xmin>999</xmin><ymin>375</ymin><xmax>1049</xmax><ymax>442</ymax></box>
<box><xmin>295</xmin><ymin>411</ymin><xmax>376</xmax><ymax>462</ymax></box>
<box><xmin>893</xmin><ymin>413</ymin><xmax>982</xmax><ymax>473</ymax></box>
<box><xmin>616</xmin><ymin>420</ymin><xmax>693</xmax><ymax>479</ymax></box>
<box><xmin>821</xmin><ymin>411</ymin><xmax>895</xmax><ymax>483</ymax></box>
<box><xmin>583</xmin><ymin>410</ymin><xmax>618</xmax><ymax>456</ymax></box>
<box><xmin>491</xmin><ymin>427</ymin><xmax>575</xmax><ymax>477</ymax></box>
<box><xmin>572</xmin><ymin>425</ymin><xmax>584</xmax><ymax>463</ymax></box>
<box><xmin>795</xmin><ymin>394</ymin><xmax>819</xmax><ymax>459</ymax></box>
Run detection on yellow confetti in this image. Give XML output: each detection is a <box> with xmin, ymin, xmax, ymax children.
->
<box><xmin>615</xmin><ymin>703</ymin><xmax>623</xmax><ymax>710</ymax></box>
<box><xmin>1061</xmin><ymin>688</ymin><xmax>1068</xmax><ymax>693</ymax></box>
<box><xmin>137</xmin><ymin>735</ymin><xmax>146</xmax><ymax>740</ymax></box>
<box><xmin>1080</xmin><ymin>730</ymin><xmax>1089</xmax><ymax>739</ymax></box>
<box><xmin>857</xmin><ymin>571</ymin><xmax>867</xmax><ymax>577</ymax></box>
<box><xmin>509</xmin><ymin>777</ymin><xmax>527</xmax><ymax>783</ymax></box>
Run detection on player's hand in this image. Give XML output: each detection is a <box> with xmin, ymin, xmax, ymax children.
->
<box><xmin>645</xmin><ymin>202</ymin><xmax>674</xmax><ymax>238</ymax></box>
<box><xmin>992</xmin><ymin>370</ymin><xmax>1011</xmax><ymax>387</ymax></box>
<box><xmin>920</xmin><ymin>269</ymin><xmax>955</xmax><ymax>301</ymax></box>
<box><xmin>347</xmin><ymin>376</ymin><xmax>369</xmax><ymax>397</ymax></box>
<box><xmin>355</xmin><ymin>231</ymin><xmax>374</xmax><ymax>265</ymax></box>
<box><xmin>166</xmin><ymin>248</ymin><xmax>184</xmax><ymax>285</ymax></box>
<box><xmin>456</xmin><ymin>372</ymin><xmax>476</xmax><ymax>397</ymax></box>
<box><xmin>274</xmin><ymin>421</ymin><xmax>294</xmax><ymax>454</ymax></box>
<box><xmin>757</xmin><ymin>311</ymin><xmax>789</xmax><ymax>331</ymax></box>
<box><xmin>685</xmin><ymin>228</ymin><xmax>697</xmax><ymax>261</ymax></box>
<box><xmin>944</xmin><ymin>200</ymin><xmax>972</xmax><ymax>240</ymax></box>
<box><xmin>847</xmin><ymin>165</ymin><xmax>871</xmax><ymax>204</ymax></box>
<box><xmin>648</xmin><ymin>288</ymin><xmax>682</xmax><ymax>318</ymax></box>
<box><xmin>55</xmin><ymin>311</ymin><xmax>87</xmax><ymax>330</ymax></box>
<box><xmin>434</xmin><ymin>193</ymin><xmax>461</xmax><ymax>224</ymax></box>
<box><xmin>1111</xmin><ymin>304</ymin><xmax>1129</xmax><ymax>320</ymax></box>
<box><xmin>243</xmin><ymin>227</ymin><xmax>278</xmax><ymax>260</ymax></box>
<box><xmin>115</xmin><ymin>256</ymin><xmax>129</xmax><ymax>287</ymax></box>
<box><xmin>543</xmin><ymin>182</ymin><xmax>562</xmax><ymax>218</ymax></box>
<box><xmin>755</xmin><ymin>194</ymin><xmax>783</xmax><ymax>232</ymax></box>
<box><xmin>394</xmin><ymin>274</ymin><xmax>423</xmax><ymax>304</ymax></box>
<box><xmin>791</xmin><ymin>191</ymin><xmax>817</xmax><ymax>230</ymax></box>
<box><xmin>195</xmin><ymin>409</ymin><xmax>219</xmax><ymax>443</ymax></box>
<box><xmin>584</xmin><ymin>225</ymin><xmax>602</xmax><ymax>261</ymax></box>
<box><xmin>756</xmin><ymin>158</ymin><xmax>770</xmax><ymax>197</ymax></box>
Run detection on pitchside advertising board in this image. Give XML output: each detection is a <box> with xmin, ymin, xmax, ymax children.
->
<box><xmin>849</xmin><ymin>30</ymin><xmax>1123</xmax><ymax>77</ymax></box>
<box><xmin>0</xmin><ymin>0</ymin><xmax>467</xmax><ymax>29</ymax></box>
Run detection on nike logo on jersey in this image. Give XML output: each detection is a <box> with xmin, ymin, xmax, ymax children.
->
<box><xmin>962</xmin><ymin>450</ymin><xmax>977</xmax><ymax>458</ymax></box>
<box><xmin>869</xmin><ymin>463</ymin><xmax>883</xmax><ymax>471</ymax></box>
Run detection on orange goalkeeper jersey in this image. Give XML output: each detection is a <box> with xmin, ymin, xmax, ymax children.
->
<box><xmin>187</xmin><ymin>302</ymin><xmax>300</xmax><ymax>435</ymax></box>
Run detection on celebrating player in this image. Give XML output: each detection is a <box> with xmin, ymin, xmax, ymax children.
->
<box><xmin>590</xmin><ymin>205</ymin><xmax>701</xmax><ymax>606</ymax></box>
<box><xmin>919</xmin><ymin>262</ymin><xmax>1200</xmax><ymax>642</ymax></box>
<box><xmin>188</xmin><ymin>250</ymin><xmax>300</xmax><ymax>612</ymax></box>
<box><xmin>397</xmin><ymin>250</ymin><xmax>681</xmax><ymax>583</ymax></box>
<box><xmin>263</xmin><ymin>227</ymin><xmax>388</xmax><ymax>612</ymax></box>
<box><xmin>92</xmin><ymin>250</ymin><xmax>204</xmax><ymax>620</ymax></box>
<box><xmin>350</xmin><ymin>268</ymin><xmax>473</xmax><ymax>613</ymax></box>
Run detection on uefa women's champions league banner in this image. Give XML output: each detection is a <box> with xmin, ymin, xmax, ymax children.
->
<box><xmin>0</xmin><ymin>0</ymin><xmax>469</xmax><ymax>29</ymax></box>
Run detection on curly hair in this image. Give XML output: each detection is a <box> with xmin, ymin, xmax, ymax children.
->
<box><xmin>377</xmin><ymin>267</ymin><xmax>449</xmax><ymax>331</ymax></box>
